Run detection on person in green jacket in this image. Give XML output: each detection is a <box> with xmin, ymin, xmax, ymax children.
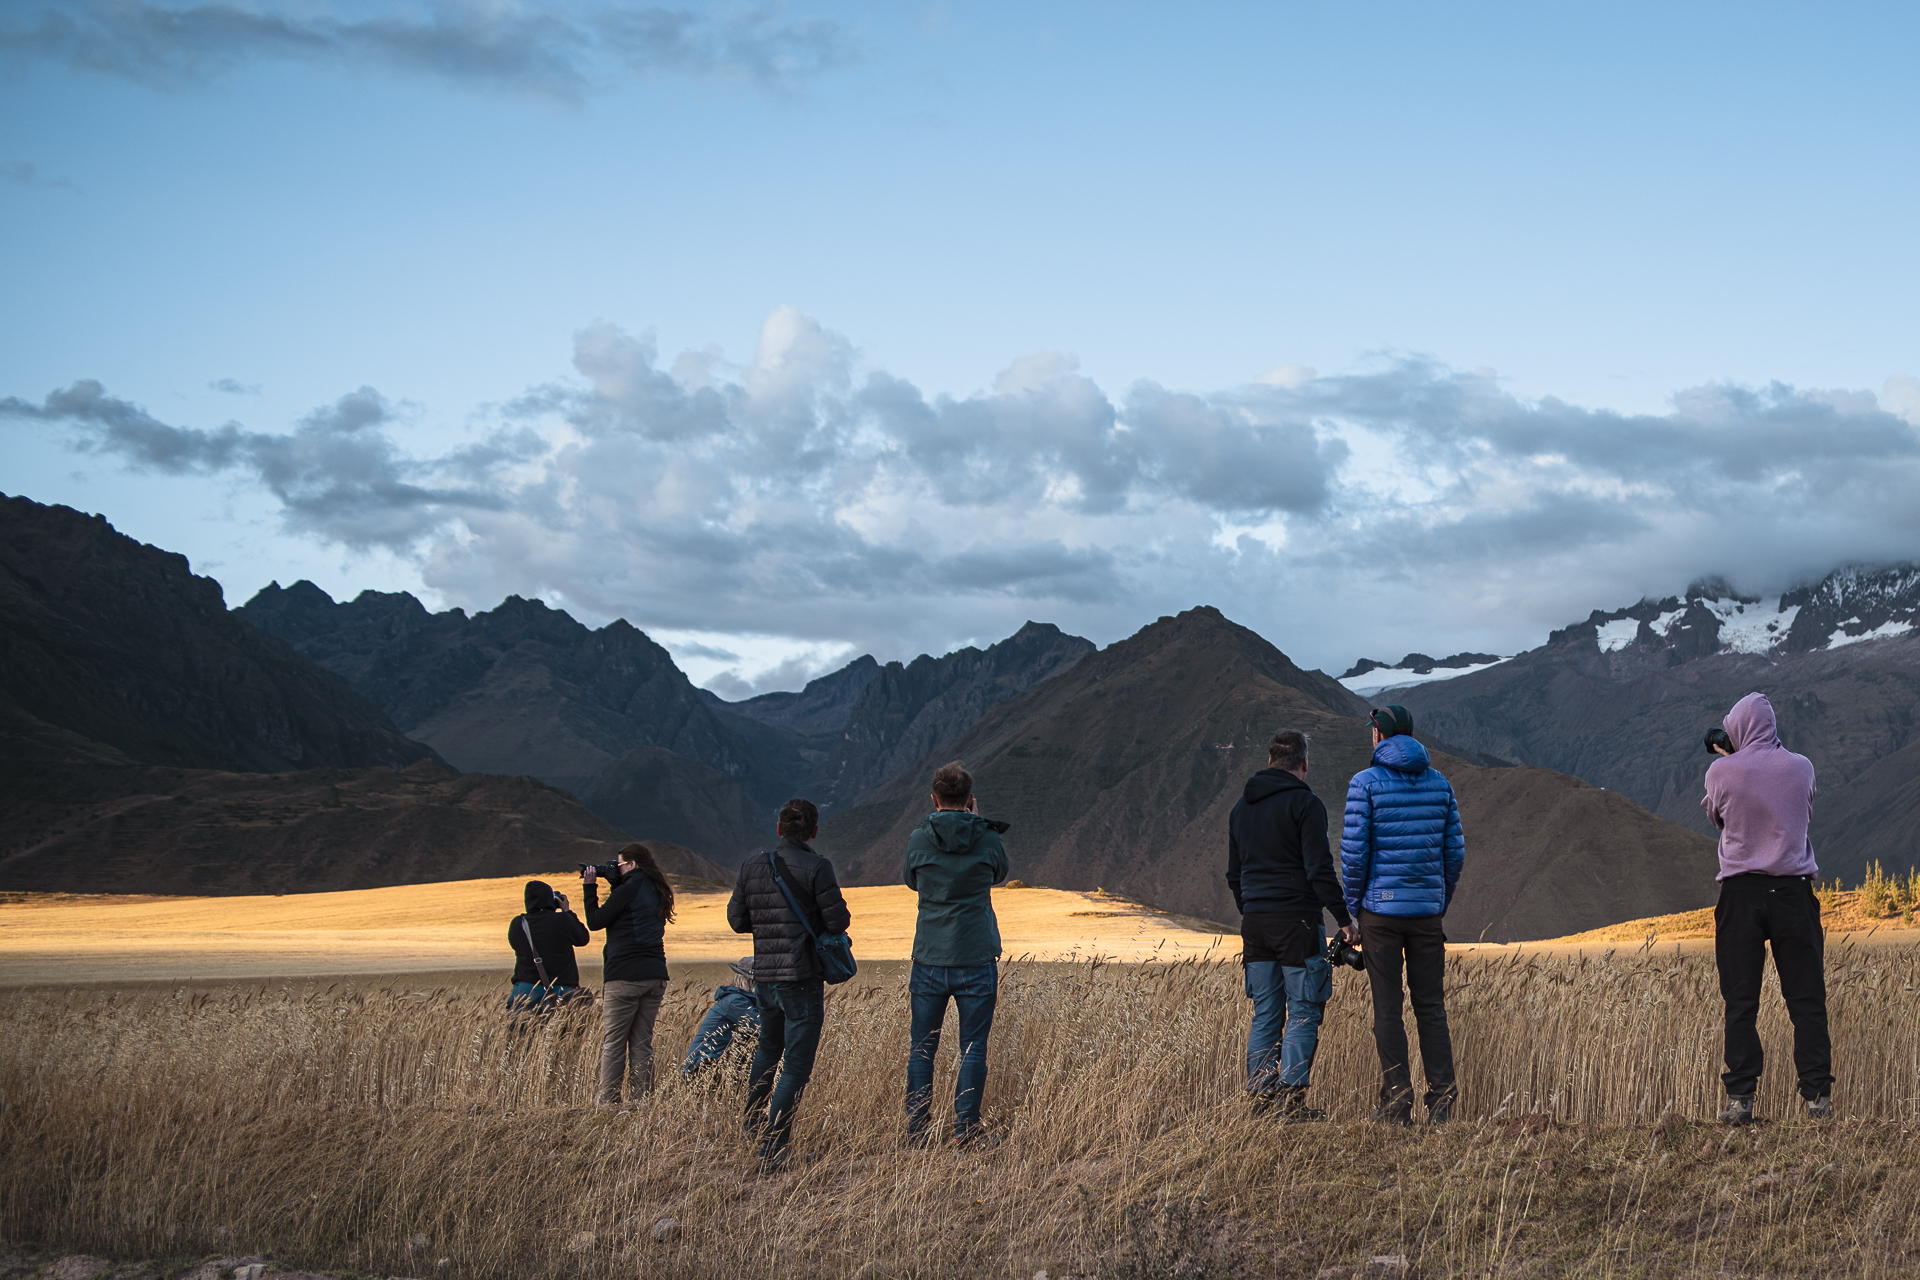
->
<box><xmin>904</xmin><ymin>760</ymin><xmax>1010</xmax><ymax>1147</ymax></box>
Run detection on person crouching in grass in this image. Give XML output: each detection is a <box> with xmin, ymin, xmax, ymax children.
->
<box><xmin>904</xmin><ymin>761</ymin><xmax>1010</xmax><ymax>1148</ymax></box>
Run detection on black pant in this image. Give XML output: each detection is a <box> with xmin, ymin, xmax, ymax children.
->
<box><xmin>1359</xmin><ymin>909</ymin><xmax>1455</xmax><ymax>1107</ymax></box>
<box><xmin>1716</xmin><ymin>873</ymin><xmax>1832</xmax><ymax>1100</ymax></box>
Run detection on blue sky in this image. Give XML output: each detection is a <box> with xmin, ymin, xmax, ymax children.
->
<box><xmin>4</xmin><ymin>0</ymin><xmax>1918</xmax><ymax>691</ymax></box>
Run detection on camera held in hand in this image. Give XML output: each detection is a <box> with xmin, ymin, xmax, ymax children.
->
<box><xmin>578</xmin><ymin>859</ymin><xmax>625</xmax><ymax>884</ymax></box>
<box><xmin>1704</xmin><ymin>727</ymin><xmax>1734</xmax><ymax>756</ymax></box>
<box><xmin>1325</xmin><ymin>932</ymin><xmax>1365</xmax><ymax>971</ymax></box>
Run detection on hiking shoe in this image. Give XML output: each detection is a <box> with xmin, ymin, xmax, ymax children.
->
<box><xmin>1278</xmin><ymin>1087</ymin><xmax>1328</xmax><ymax>1124</ymax></box>
<box><xmin>948</xmin><ymin>1127</ymin><xmax>1004</xmax><ymax>1150</ymax></box>
<box><xmin>1428</xmin><ymin>1087</ymin><xmax>1458</xmax><ymax>1125</ymax></box>
<box><xmin>1370</xmin><ymin>1101</ymin><xmax>1414</xmax><ymax>1128</ymax></box>
<box><xmin>1806</xmin><ymin>1094</ymin><xmax>1833</xmax><ymax>1119</ymax></box>
<box><xmin>1249</xmin><ymin>1091</ymin><xmax>1283</xmax><ymax>1118</ymax></box>
<box><xmin>903</xmin><ymin>1129</ymin><xmax>939</xmax><ymax>1150</ymax></box>
<box><xmin>1718</xmin><ymin>1096</ymin><xmax>1755</xmax><ymax>1126</ymax></box>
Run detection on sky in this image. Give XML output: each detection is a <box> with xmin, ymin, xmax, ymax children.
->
<box><xmin>3</xmin><ymin>0</ymin><xmax>1918</xmax><ymax>694</ymax></box>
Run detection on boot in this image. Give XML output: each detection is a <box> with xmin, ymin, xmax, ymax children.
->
<box><xmin>1278</xmin><ymin>1086</ymin><xmax>1327</xmax><ymax>1124</ymax></box>
<box><xmin>1370</xmin><ymin>1091</ymin><xmax>1414</xmax><ymax>1127</ymax></box>
<box><xmin>1805</xmin><ymin>1093</ymin><xmax>1833</xmax><ymax>1119</ymax></box>
<box><xmin>1718</xmin><ymin>1095</ymin><xmax>1755</xmax><ymax>1125</ymax></box>
<box><xmin>1427</xmin><ymin>1085</ymin><xmax>1458</xmax><ymax>1125</ymax></box>
<box><xmin>1249</xmin><ymin>1090</ymin><xmax>1283</xmax><ymax>1118</ymax></box>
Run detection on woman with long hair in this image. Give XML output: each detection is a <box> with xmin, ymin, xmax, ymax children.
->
<box><xmin>582</xmin><ymin>842</ymin><xmax>676</xmax><ymax>1104</ymax></box>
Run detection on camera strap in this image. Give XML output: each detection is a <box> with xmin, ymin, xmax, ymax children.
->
<box><xmin>520</xmin><ymin>916</ymin><xmax>552</xmax><ymax>988</ymax></box>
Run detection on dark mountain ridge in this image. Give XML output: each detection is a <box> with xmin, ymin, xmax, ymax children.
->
<box><xmin>1391</xmin><ymin>564</ymin><xmax>1920</xmax><ymax>882</ymax></box>
<box><xmin>1</xmin><ymin>494</ymin><xmax>433</xmax><ymax>773</ymax></box>
<box><xmin>820</xmin><ymin>606</ymin><xmax>1714</xmax><ymax>942</ymax></box>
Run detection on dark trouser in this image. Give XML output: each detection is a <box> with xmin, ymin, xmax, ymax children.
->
<box><xmin>746</xmin><ymin>979</ymin><xmax>825</xmax><ymax>1157</ymax></box>
<box><xmin>1716</xmin><ymin>873</ymin><xmax>1833</xmax><ymax>1100</ymax></box>
<box><xmin>1359</xmin><ymin>909</ymin><xmax>1455</xmax><ymax>1109</ymax></box>
<box><xmin>906</xmin><ymin>961</ymin><xmax>999</xmax><ymax>1139</ymax></box>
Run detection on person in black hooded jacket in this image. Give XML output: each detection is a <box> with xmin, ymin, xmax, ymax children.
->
<box><xmin>508</xmin><ymin>879</ymin><xmax>589</xmax><ymax>1010</ymax></box>
<box><xmin>1226</xmin><ymin>728</ymin><xmax>1352</xmax><ymax>1121</ymax></box>
<box><xmin>583</xmin><ymin>843</ymin><xmax>675</xmax><ymax>1105</ymax></box>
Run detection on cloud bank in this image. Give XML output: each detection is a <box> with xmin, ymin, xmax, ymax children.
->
<box><xmin>0</xmin><ymin>0</ymin><xmax>855</xmax><ymax>101</ymax></box>
<box><xmin>8</xmin><ymin>308</ymin><xmax>1920</xmax><ymax>676</ymax></box>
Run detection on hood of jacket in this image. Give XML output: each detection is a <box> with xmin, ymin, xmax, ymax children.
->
<box><xmin>924</xmin><ymin>809</ymin><xmax>1002</xmax><ymax>853</ymax></box>
<box><xmin>1243</xmin><ymin>768</ymin><xmax>1310</xmax><ymax>804</ymax></box>
<box><xmin>1371</xmin><ymin>734</ymin><xmax>1432</xmax><ymax>774</ymax></box>
<box><xmin>1724</xmin><ymin>692</ymin><xmax>1780</xmax><ymax>752</ymax></box>
<box><xmin>524</xmin><ymin>879</ymin><xmax>555</xmax><ymax>912</ymax></box>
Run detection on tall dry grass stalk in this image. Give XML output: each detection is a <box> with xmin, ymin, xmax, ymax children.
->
<box><xmin>6</xmin><ymin>944</ymin><xmax>1920</xmax><ymax>1278</ymax></box>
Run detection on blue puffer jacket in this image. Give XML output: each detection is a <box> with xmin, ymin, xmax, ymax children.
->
<box><xmin>1341</xmin><ymin>735</ymin><xmax>1464</xmax><ymax>919</ymax></box>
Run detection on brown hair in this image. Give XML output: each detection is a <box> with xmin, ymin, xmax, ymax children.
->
<box><xmin>1268</xmin><ymin>729</ymin><xmax>1309</xmax><ymax>772</ymax></box>
<box><xmin>777</xmin><ymin>798</ymin><xmax>819</xmax><ymax>840</ymax></box>
<box><xmin>931</xmin><ymin>761</ymin><xmax>973</xmax><ymax>807</ymax></box>
<box><xmin>616</xmin><ymin>842</ymin><xmax>675</xmax><ymax>923</ymax></box>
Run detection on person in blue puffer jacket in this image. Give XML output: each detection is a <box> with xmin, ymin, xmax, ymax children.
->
<box><xmin>1340</xmin><ymin>704</ymin><xmax>1464</xmax><ymax>1126</ymax></box>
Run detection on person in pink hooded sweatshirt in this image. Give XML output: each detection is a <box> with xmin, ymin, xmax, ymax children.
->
<box><xmin>1702</xmin><ymin>691</ymin><xmax>1832</xmax><ymax>1124</ymax></box>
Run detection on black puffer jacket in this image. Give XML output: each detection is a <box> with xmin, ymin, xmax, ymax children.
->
<box><xmin>727</xmin><ymin>837</ymin><xmax>852</xmax><ymax>984</ymax></box>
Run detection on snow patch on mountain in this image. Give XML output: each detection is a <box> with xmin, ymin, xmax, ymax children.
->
<box><xmin>1706</xmin><ymin>597</ymin><xmax>1799</xmax><ymax>655</ymax></box>
<box><xmin>1828</xmin><ymin>619</ymin><xmax>1915</xmax><ymax>649</ymax></box>
<box><xmin>1339</xmin><ymin>657</ymin><xmax>1510</xmax><ymax>697</ymax></box>
<box><xmin>1595</xmin><ymin>618</ymin><xmax>1642</xmax><ymax>653</ymax></box>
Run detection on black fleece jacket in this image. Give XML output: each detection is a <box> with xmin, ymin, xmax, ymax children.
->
<box><xmin>1226</xmin><ymin>768</ymin><xmax>1351</xmax><ymax>926</ymax></box>
<box><xmin>508</xmin><ymin>908</ymin><xmax>590</xmax><ymax>987</ymax></box>
<box><xmin>727</xmin><ymin>837</ymin><xmax>852</xmax><ymax>984</ymax></box>
<box><xmin>585</xmin><ymin>874</ymin><xmax>670</xmax><ymax>982</ymax></box>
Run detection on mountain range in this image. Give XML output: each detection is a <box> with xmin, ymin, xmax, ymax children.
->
<box><xmin>240</xmin><ymin>582</ymin><xmax>1093</xmax><ymax>863</ymax></box>
<box><xmin>0</xmin><ymin>494</ymin><xmax>726</xmax><ymax>892</ymax></box>
<box><xmin>818</xmin><ymin>607</ymin><xmax>1719</xmax><ymax>942</ymax></box>
<box><xmin>1381</xmin><ymin>567</ymin><xmax>1920</xmax><ymax>883</ymax></box>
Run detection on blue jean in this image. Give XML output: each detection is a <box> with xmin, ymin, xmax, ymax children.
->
<box><xmin>746</xmin><ymin>980</ymin><xmax>824</xmax><ymax>1157</ymax></box>
<box><xmin>906</xmin><ymin>961</ymin><xmax>999</xmax><ymax>1138</ymax></box>
<box><xmin>1245</xmin><ymin>930</ymin><xmax>1331</xmax><ymax>1091</ymax></box>
<box><xmin>506</xmin><ymin>981</ymin><xmax>581</xmax><ymax>1010</ymax></box>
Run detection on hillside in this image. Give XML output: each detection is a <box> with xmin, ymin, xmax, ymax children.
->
<box><xmin>819</xmin><ymin>606</ymin><xmax>1716</xmax><ymax>942</ymax></box>
<box><xmin>242</xmin><ymin>581</ymin><xmax>1098</xmax><ymax>860</ymax></box>
<box><xmin>1</xmin><ymin>494</ymin><xmax>433</xmax><ymax>772</ymax></box>
<box><xmin>1393</xmin><ymin>567</ymin><xmax>1920</xmax><ymax>881</ymax></box>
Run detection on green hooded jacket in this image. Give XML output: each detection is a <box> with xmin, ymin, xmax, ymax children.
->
<box><xmin>904</xmin><ymin>809</ymin><xmax>1010</xmax><ymax>967</ymax></box>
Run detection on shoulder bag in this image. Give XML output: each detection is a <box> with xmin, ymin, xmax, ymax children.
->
<box><xmin>766</xmin><ymin>850</ymin><xmax>857</xmax><ymax>985</ymax></box>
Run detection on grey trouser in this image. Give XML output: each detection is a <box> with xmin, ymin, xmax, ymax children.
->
<box><xmin>598</xmin><ymin>979</ymin><xmax>667</xmax><ymax>1105</ymax></box>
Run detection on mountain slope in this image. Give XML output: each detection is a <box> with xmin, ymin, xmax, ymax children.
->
<box><xmin>1393</xmin><ymin>567</ymin><xmax>1920</xmax><ymax>882</ymax></box>
<box><xmin>238</xmin><ymin>581</ymin><xmax>782</xmax><ymax>804</ymax></box>
<box><xmin>818</xmin><ymin>606</ymin><xmax>1713</xmax><ymax>941</ymax></box>
<box><xmin>1</xmin><ymin>495</ymin><xmax>435</xmax><ymax>773</ymax></box>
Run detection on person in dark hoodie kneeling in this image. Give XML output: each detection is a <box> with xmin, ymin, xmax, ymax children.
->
<box><xmin>1227</xmin><ymin>729</ymin><xmax>1352</xmax><ymax>1122</ymax></box>
<box><xmin>583</xmin><ymin>843</ymin><xmax>676</xmax><ymax>1105</ymax></box>
<box><xmin>903</xmin><ymin>761</ymin><xmax>1010</xmax><ymax>1148</ymax></box>
<box><xmin>508</xmin><ymin>879</ymin><xmax>589</xmax><ymax>1013</ymax></box>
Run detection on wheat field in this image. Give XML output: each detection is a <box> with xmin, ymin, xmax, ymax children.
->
<box><xmin>7</xmin><ymin>938</ymin><xmax>1920</xmax><ymax>1279</ymax></box>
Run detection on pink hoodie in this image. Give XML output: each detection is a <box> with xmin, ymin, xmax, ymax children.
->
<box><xmin>1701</xmin><ymin>692</ymin><xmax>1818</xmax><ymax>879</ymax></box>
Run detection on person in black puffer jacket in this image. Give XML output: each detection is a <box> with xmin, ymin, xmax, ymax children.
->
<box><xmin>728</xmin><ymin>798</ymin><xmax>851</xmax><ymax>1168</ymax></box>
<box><xmin>508</xmin><ymin>880</ymin><xmax>590</xmax><ymax>1012</ymax></box>
<box><xmin>583</xmin><ymin>843</ymin><xmax>675</xmax><ymax>1105</ymax></box>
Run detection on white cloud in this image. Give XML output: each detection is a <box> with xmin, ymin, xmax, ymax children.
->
<box><xmin>9</xmin><ymin>308</ymin><xmax>1920</xmax><ymax>675</ymax></box>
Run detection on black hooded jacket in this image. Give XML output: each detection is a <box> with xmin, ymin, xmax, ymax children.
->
<box><xmin>1226</xmin><ymin>768</ymin><xmax>1351</xmax><ymax>926</ymax></box>
<box><xmin>727</xmin><ymin>836</ymin><xmax>852</xmax><ymax>984</ymax></box>
<box><xmin>509</xmin><ymin>882</ymin><xmax>590</xmax><ymax>986</ymax></box>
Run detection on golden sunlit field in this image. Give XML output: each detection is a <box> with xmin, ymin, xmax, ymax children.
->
<box><xmin>0</xmin><ymin>877</ymin><xmax>1230</xmax><ymax>986</ymax></box>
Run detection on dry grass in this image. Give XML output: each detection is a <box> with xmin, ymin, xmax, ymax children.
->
<box><xmin>7</xmin><ymin>941</ymin><xmax>1920</xmax><ymax>1279</ymax></box>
